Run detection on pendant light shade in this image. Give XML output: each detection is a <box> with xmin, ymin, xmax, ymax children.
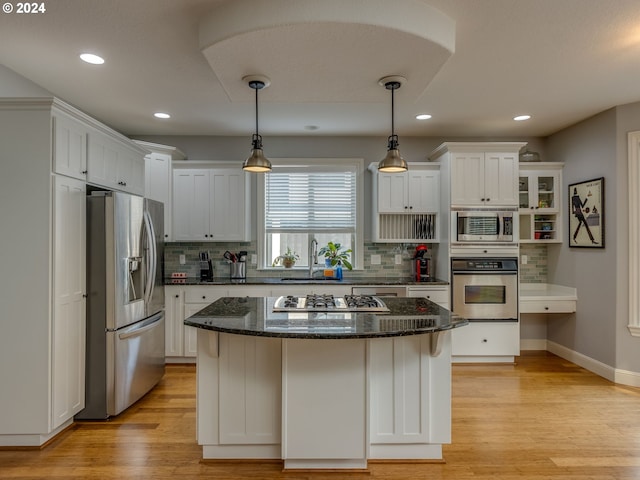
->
<box><xmin>378</xmin><ymin>76</ymin><xmax>408</xmax><ymax>173</ymax></box>
<box><xmin>242</xmin><ymin>75</ymin><xmax>272</xmax><ymax>173</ymax></box>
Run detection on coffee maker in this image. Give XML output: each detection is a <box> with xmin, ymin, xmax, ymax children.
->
<box><xmin>412</xmin><ymin>244</ymin><xmax>431</xmax><ymax>282</ymax></box>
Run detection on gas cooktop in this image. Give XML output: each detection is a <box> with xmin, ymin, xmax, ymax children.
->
<box><xmin>273</xmin><ymin>294</ymin><xmax>389</xmax><ymax>313</ymax></box>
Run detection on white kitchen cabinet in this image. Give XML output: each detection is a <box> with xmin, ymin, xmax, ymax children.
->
<box><xmin>136</xmin><ymin>141</ymin><xmax>186</xmax><ymax>242</ymax></box>
<box><xmin>87</xmin><ymin>131</ymin><xmax>146</xmax><ymax>195</ymax></box>
<box><xmin>430</xmin><ymin>142</ymin><xmax>526</xmax><ymax>208</ymax></box>
<box><xmin>369</xmin><ymin>333</ymin><xmax>451</xmax><ymax>451</ymax></box>
<box><xmin>52</xmin><ymin>112</ymin><xmax>88</xmax><ymax>180</ymax></box>
<box><xmin>377</xmin><ymin>168</ymin><xmax>440</xmax><ymax>213</ymax></box>
<box><xmin>450</xmin><ymin>151</ymin><xmax>519</xmax><ymax>206</ymax></box>
<box><xmin>0</xmin><ymin>98</ymin><xmax>99</xmax><ymax>446</ymax></box>
<box><xmin>370</xmin><ymin>163</ymin><xmax>441</xmax><ymax>243</ymax></box>
<box><xmin>51</xmin><ymin>175</ymin><xmax>86</xmax><ymax>429</ymax></box>
<box><xmin>406</xmin><ymin>285</ymin><xmax>449</xmax><ymax>309</ymax></box>
<box><xmin>218</xmin><ymin>334</ymin><xmax>281</xmax><ymax>445</ymax></box>
<box><xmin>451</xmin><ymin>322</ymin><xmax>520</xmax><ymax>362</ymax></box>
<box><xmin>164</xmin><ymin>287</ymin><xmax>185</xmax><ymax>357</ymax></box>
<box><xmin>518</xmin><ymin>163</ymin><xmax>563</xmax><ymax>243</ymax></box>
<box><xmin>165</xmin><ymin>286</ymin><xmax>228</xmax><ymax>361</ymax></box>
<box><xmin>172</xmin><ymin>166</ymin><xmax>250</xmax><ymax>241</ymax></box>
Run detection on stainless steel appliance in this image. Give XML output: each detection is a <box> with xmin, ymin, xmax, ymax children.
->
<box><xmin>452</xmin><ymin>208</ymin><xmax>517</xmax><ymax>244</ymax></box>
<box><xmin>273</xmin><ymin>294</ymin><xmax>389</xmax><ymax>312</ymax></box>
<box><xmin>76</xmin><ymin>191</ymin><xmax>165</xmax><ymax>420</ymax></box>
<box><xmin>451</xmin><ymin>257</ymin><xmax>518</xmax><ymax>321</ymax></box>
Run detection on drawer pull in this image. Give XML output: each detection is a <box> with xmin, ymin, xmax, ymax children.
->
<box><xmin>482</xmin><ymin>338</ymin><xmax>488</xmax><ymax>343</ymax></box>
<box><xmin>202</xmin><ymin>296</ymin><xmax>206</xmax><ymax>299</ymax></box>
<box><xmin>544</xmin><ymin>306</ymin><xmax>549</xmax><ymax>310</ymax></box>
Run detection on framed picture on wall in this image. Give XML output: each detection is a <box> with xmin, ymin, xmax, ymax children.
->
<box><xmin>568</xmin><ymin>177</ymin><xmax>604</xmax><ymax>248</ymax></box>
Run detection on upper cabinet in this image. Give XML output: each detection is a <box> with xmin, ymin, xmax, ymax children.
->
<box><xmin>135</xmin><ymin>141</ymin><xmax>186</xmax><ymax>242</ymax></box>
<box><xmin>52</xmin><ymin>112</ymin><xmax>88</xmax><ymax>181</ymax></box>
<box><xmin>431</xmin><ymin>142</ymin><xmax>526</xmax><ymax>208</ymax></box>
<box><xmin>172</xmin><ymin>165</ymin><xmax>250</xmax><ymax>242</ymax></box>
<box><xmin>378</xmin><ymin>168</ymin><xmax>440</xmax><ymax>213</ymax></box>
<box><xmin>370</xmin><ymin>163</ymin><xmax>440</xmax><ymax>243</ymax></box>
<box><xmin>87</xmin><ymin>132</ymin><xmax>146</xmax><ymax>196</ymax></box>
<box><xmin>518</xmin><ymin>163</ymin><xmax>564</xmax><ymax>243</ymax></box>
<box><xmin>450</xmin><ymin>151</ymin><xmax>519</xmax><ymax>206</ymax></box>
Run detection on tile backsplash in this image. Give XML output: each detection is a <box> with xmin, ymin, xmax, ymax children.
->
<box><xmin>164</xmin><ymin>241</ymin><xmax>549</xmax><ymax>282</ymax></box>
<box><xmin>164</xmin><ymin>241</ymin><xmax>434</xmax><ymax>279</ymax></box>
<box><xmin>519</xmin><ymin>244</ymin><xmax>547</xmax><ymax>283</ymax></box>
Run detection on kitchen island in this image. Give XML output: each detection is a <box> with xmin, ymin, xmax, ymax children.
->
<box><xmin>185</xmin><ymin>296</ymin><xmax>467</xmax><ymax>470</ymax></box>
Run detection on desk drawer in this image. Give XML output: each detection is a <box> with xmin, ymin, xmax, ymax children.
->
<box><xmin>520</xmin><ymin>299</ymin><xmax>576</xmax><ymax>314</ymax></box>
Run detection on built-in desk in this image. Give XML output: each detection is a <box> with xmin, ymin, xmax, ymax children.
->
<box><xmin>520</xmin><ymin>283</ymin><xmax>578</xmax><ymax>314</ymax></box>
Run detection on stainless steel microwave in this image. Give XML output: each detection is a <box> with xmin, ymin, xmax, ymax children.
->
<box><xmin>452</xmin><ymin>209</ymin><xmax>516</xmax><ymax>243</ymax></box>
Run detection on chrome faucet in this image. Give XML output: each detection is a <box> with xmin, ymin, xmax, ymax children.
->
<box><xmin>309</xmin><ymin>238</ymin><xmax>319</xmax><ymax>277</ymax></box>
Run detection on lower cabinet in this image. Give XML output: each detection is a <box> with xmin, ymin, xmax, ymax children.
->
<box><xmin>196</xmin><ymin>328</ymin><xmax>452</xmax><ymax>462</ymax></box>
<box><xmin>451</xmin><ymin>322</ymin><xmax>520</xmax><ymax>360</ymax></box>
<box><xmin>165</xmin><ymin>286</ymin><xmax>227</xmax><ymax>361</ymax></box>
<box><xmin>218</xmin><ymin>334</ymin><xmax>282</xmax><ymax>445</ymax></box>
<box><xmin>369</xmin><ymin>334</ymin><xmax>451</xmax><ymax>450</ymax></box>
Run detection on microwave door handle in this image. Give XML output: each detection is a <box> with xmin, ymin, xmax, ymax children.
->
<box><xmin>498</xmin><ymin>215</ymin><xmax>503</xmax><ymax>237</ymax></box>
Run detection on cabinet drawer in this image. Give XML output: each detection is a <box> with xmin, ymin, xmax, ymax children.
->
<box><xmin>184</xmin><ymin>286</ymin><xmax>225</xmax><ymax>304</ymax></box>
<box><xmin>406</xmin><ymin>287</ymin><xmax>449</xmax><ymax>307</ymax></box>
<box><xmin>520</xmin><ymin>299</ymin><xmax>576</xmax><ymax>314</ymax></box>
<box><xmin>451</xmin><ymin>322</ymin><xmax>519</xmax><ymax>356</ymax></box>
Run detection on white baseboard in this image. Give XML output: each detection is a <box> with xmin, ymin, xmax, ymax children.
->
<box><xmin>614</xmin><ymin>368</ymin><xmax>640</xmax><ymax>387</ymax></box>
<box><xmin>546</xmin><ymin>341</ymin><xmax>616</xmax><ymax>382</ymax></box>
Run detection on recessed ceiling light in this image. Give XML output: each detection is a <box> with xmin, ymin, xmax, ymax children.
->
<box><xmin>79</xmin><ymin>53</ymin><xmax>105</xmax><ymax>65</ymax></box>
<box><xmin>416</xmin><ymin>114</ymin><xmax>432</xmax><ymax>120</ymax></box>
<box><xmin>154</xmin><ymin>112</ymin><xmax>171</xmax><ymax>119</ymax></box>
<box><xmin>513</xmin><ymin>115</ymin><xmax>531</xmax><ymax>121</ymax></box>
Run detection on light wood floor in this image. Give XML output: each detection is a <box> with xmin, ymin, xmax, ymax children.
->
<box><xmin>2</xmin><ymin>351</ymin><xmax>640</xmax><ymax>479</ymax></box>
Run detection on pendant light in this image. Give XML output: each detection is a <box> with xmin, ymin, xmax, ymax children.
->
<box><xmin>242</xmin><ymin>75</ymin><xmax>272</xmax><ymax>173</ymax></box>
<box><xmin>378</xmin><ymin>76</ymin><xmax>408</xmax><ymax>173</ymax></box>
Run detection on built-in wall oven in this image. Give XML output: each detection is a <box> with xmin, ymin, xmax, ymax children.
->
<box><xmin>451</xmin><ymin>257</ymin><xmax>518</xmax><ymax>322</ymax></box>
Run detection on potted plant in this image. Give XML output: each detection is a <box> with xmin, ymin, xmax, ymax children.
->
<box><xmin>272</xmin><ymin>247</ymin><xmax>300</xmax><ymax>268</ymax></box>
<box><xmin>318</xmin><ymin>241</ymin><xmax>353</xmax><ymax>270</ymax></box>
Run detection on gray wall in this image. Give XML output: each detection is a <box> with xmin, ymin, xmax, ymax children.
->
<box><xmin>546</xmin><ymin>108</ymin><xmax>617</xmax><ymax>367</ymax></box>
<box><xmin>546</xmin><ymin>102</ymin><xmax>640</xmax><ymax>373</ymax></box>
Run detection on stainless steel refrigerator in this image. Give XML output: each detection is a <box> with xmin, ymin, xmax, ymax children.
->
<box><xmin>76</xmin><ymin>191</ymin><xmax>165</xmax><ymax>420</ymax></box>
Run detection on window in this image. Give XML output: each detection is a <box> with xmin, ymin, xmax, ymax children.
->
<box><xmin>258</xmin><ymin>159</ymin><xmax>363</xmax><ymax>269</ymax></box>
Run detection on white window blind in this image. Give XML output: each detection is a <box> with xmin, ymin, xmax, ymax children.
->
<box><xmin>265</xmin><ymin>167</ymin><xmax>357</xmax><ymax>231</ymax></box>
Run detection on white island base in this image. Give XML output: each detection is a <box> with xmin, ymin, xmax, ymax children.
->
<box><xmin>196</xmin><ymin>330</ymin><xmax>452</xmax><ymax>470</ymax></box>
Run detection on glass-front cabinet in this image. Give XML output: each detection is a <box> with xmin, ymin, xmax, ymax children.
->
<box><xmin>518</xmin><ymin>163</ymin><xmax>563</xmax><ymax>243</ymax></box>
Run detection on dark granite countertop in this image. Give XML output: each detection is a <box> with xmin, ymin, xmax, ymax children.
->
<box><xmin>165</xmin><ymin>276</ymin><xmax>449</xmax><ymax>286</ymax></box>
<box><xmin>184</xmin><ymin>297</ymin><xmax>467</xmax><ymax>339</ymax></box>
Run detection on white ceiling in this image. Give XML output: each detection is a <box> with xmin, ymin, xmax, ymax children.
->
<box><xmin>1</xmin><ymin>0</ymin><xmax>640</xmax><ymax>138</ymax></box>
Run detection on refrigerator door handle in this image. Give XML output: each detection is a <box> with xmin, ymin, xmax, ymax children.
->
<box><xmin>143</xmin><ymin>210</ymin><xmax>156</xmax><ymax>308</ymax></box>
<box><xmin>118</xmin><ymin>312</ymin><xmax>163</xmax><ymax>340</ymax></box>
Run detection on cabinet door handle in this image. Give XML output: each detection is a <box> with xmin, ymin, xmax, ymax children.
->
<box><xmin>486</xmin><ymin>198</ymin><xmax>490</xmax><ymax>202</ymax></box>
<box><xmin>482</xmin><ymin>338</ymin><xmax>488</xmax><ymax>343</ymax></box>
<box><xmin>175</xmin><ymin>294</ymin><xmax>180</xmax><ymax>298</ymax></box>
<box><xmin>481</xmin><ymin>198</ymin><xmax>485</xmax><ymax>202</ymax></box>
<box><xmin>81</xmin><ymin>170</ymin><xmax>88</xmax><ymax>175</ymax></box>
<box><xmin>544</xmin><ymin>306</ymin><xmax>549</xmax><ymax>310</ymax></box>
<box><xmin>404</xmin><ymin>206</ymin><xmax>408</xmax><ymax>209</ymax></box>
<box><xmin>202</xmin><ymin>296</ymin><xmax>206</xmax><ymax>299</ymax></box>
<box><xmin>409</xmin><ymin>206</ymin><xmax>413</xmax><ymax>209</ymax></box>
